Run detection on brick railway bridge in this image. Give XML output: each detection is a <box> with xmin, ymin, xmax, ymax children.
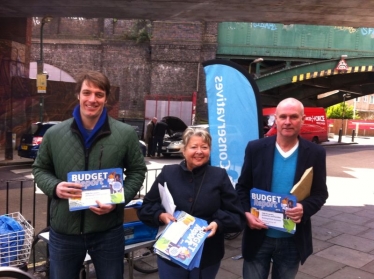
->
<box><xmin>1</xmin><ymin>1</ymin><xmax>374</xmax><ymax>142</ymax></box>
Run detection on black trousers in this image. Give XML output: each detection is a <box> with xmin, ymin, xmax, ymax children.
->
<box><xmin>152</xmin><ymin>136</ymin><xmax>163</xmax><ymax>156</ymax></box>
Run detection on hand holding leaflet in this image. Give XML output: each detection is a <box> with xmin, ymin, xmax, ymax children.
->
<box><xmin>153</xmin><ymin>211</ymin><xmax>209</xmax><ymax>270</ymax></box>
<box><xmin>157</xmin><ymin>183</ymin><xmax>176</xmax><ymax>237</ymax></box>
<box><xmin>67</xmin><ymin>168</ymin><xmax>124</xmax><ymax>211</ymax></box>
<box><xmin>250</xmin><ymin>188</ymin><xmax>297</xmax><ymax>234</ymax></box>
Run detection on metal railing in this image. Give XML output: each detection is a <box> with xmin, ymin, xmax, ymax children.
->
<box><xmin>1</xmin><ymin>168</ymin><xmax>162</xmax><ymax>234</ymax></box>
<box><xmin>1</xmin><ymin>179</ymin><xmax>49</xmax><ymax>238</ymax></box>
<box><xmin>0</xmin><ymin>167</ymin><xmax>162</xmax><ymax>279</ymax></box>
<box><xmin>134</xmin><ymin>167</ymin><xmax>162</xmax><ymax>199</ymax></box>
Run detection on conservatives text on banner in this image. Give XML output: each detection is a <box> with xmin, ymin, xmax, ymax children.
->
<box><xmin>203</xmin><ymin>60</ymin><xmax>263</xmax><ymax>186</ymax></box>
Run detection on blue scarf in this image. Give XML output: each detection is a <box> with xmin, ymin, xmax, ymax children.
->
<box><xmin>72</xmin><ymin>105</ymin><xmax>107</xmax><ymax>148</ymax></box>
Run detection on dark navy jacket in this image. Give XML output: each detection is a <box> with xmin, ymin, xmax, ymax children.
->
<box><xmin>236</xmin><ymin>136</ymin><xmax>328</xmax><ymax>264</ymax></box>
<box><xmin>138</xmin><ymin>162</ymin><xmax>245</xmax><ymax>268</ymax></box>
<box><xmin>153</xmin><ymin>121</ymin><xmax>171</xmax><ymax>138</ymax></box>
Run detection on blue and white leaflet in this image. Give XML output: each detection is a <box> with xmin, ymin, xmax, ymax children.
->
<box><xmin>153</xmin><ymin>211</ymin><xmax>209</xmax><ymax>270</ymax></box>
<box><xmin>250</xmin><ymin>188</ymin><xmax>297</xmax><ymax>234</ymax></box>
<box><xmin>67</xmin><ymin>168</ymin><xmax>124</xmax><ymax>211</ymax></box>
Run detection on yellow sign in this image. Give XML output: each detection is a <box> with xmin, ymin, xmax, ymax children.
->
<box><xmin>37</xmin><ymin>74</ymin><xmax>47</xmax><ymax>93</ymax></box>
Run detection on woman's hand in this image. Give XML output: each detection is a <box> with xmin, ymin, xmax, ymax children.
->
<box><xmin>204</xmin><ymin>221</ymin><xmax>218</xmax><ymax>238</ymax></box>
<box><xmin>158</xmin><ymin>212</ymin><xmax>176</xmax><ymax>224</ymax></box>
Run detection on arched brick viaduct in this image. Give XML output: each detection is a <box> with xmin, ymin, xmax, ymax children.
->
<box><xmin>30</xmin><ymin>18</ymin><xmax>218</xmax><ymax>123</ymax></box>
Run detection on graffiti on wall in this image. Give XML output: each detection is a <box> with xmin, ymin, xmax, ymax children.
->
<box><xmin>251</xmin><ymin>23</ymin><xmax>277</xmax><ymax>31</ymax></box>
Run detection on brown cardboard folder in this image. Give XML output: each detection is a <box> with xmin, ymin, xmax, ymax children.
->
<box><xmin>290</xmin><ymin>167</ymin><xmax>313</xmax><ymax>202</ymax></box>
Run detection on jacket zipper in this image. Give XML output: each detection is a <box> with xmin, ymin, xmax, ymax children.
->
<box><xmin>98</xmin><ymin>145</ymin><xmax>104</xmax><ymax>170</ymax></box>
<box><xmin>72</xmin><ymin>123</ymin><xmax>110</xmax><ymax>234</ymax></box>
<box><xmin>79</xmin><ymin>146</ymin><xmax>90</xmax><ymax>234</ymax></box>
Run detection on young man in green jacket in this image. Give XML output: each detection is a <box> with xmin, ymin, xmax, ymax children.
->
<box><xmin>32</xmin><ymin>70</ymin><xmax>147</xmax><ymax>279</ymax></box>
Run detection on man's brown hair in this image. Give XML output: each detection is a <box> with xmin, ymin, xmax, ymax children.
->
<box><xmin>75</xmin><ymin>70</ymin><xmax>111</xmax><ymax>97</ymax></box>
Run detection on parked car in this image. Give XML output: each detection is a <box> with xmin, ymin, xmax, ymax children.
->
<box><xmin>160</xmin><ymin>116</ymin><xmax>188</xmax><ymax>157</ymax></box>
<box><xmin>161</xmin><ymin>134</ymin><xmax>183</xmax><ymax>157</ymax></box>
<box><xmin>18</xmin><ymin>121</ymin><xmax>61</xmax><ymax>160</ymax></box>
<box><xmin>139</xmin><ymin>140</ymin><xmax>146</xmax><ymax>156</ymax></box>
<box><xmin>162</xmin><ymin>124</ymin><xmax>208</xmax><ymax>157</ymax></box>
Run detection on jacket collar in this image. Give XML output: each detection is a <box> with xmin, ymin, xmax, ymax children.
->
<box><xmin>179</xmin><ymin>160</ymin><xmax>209</xmax><ymax>175</ymax></box>
<box><xmin>71</xmin><ymin>111</ymin><xmax>111</xmax><ymax>147</ymax></box>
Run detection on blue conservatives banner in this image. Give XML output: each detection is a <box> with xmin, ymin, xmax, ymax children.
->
<box><xmin>203</xmin><ymin>60</ymin><xmax>263</xmax><ymax>186</ymax></box>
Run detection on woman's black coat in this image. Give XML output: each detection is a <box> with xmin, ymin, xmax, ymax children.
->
<box><xmin>137</xmin><ymin>162</ymin><xmax>245</xmax><ymax>268</ymax></box>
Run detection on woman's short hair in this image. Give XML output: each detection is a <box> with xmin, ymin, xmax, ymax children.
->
<box><xmin>75</xmin><ymin>70</ymin><xmax>111</xmax><ymax>97</ymax></box>
<box><xmin>182</xmin><ymin>127</ymin><xmax>212</xmax><ymax>149</ymax></box>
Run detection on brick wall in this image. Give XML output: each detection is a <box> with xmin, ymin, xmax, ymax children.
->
<box><xmin>150</xmin><ymin>21</ymin><xmax>217</xmax><ymax>122</ymax></box>
<box><xmin>0</xmin><ymin>18</ymin><xmax>32</xmax><ymax>45</ymax></box>
<box><xmin>30</xmin><ymin>18</ymin><xmax>217</xmax><ymax>121</ymax></box>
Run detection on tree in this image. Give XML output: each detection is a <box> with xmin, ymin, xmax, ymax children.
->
<box><xmin>326</xmin><ymin>103</ymin><xmax>357</xmax><ymax>119</ymax></box>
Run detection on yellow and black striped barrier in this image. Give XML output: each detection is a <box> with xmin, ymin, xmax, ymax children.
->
<box><xmin>292</xmin><ymin>65</ymin><xmax>374</xmax><ymax>83</ymax></box>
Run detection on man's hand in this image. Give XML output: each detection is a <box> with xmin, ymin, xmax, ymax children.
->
<box><xmin>56</xmin><ymin>182</ymin><xmax>82</xmax><ymax>199</ymax></box>
<box><xmin>245</xmin><ymin>212</ymin><xmax>268</xmax><ymax>230</ymax></box>
<box><xmin>89</xmin><ymin>201</ymin><xmax>116</xmax><ymax>215</ymax></box>
<box><xmin>285</xmin><ymin>203</ymin><xmax>304</xmax><ymax>223</ymax></box>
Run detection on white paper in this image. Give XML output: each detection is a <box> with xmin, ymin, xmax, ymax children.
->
<box><xmin>157</xmin><ymin>182</ymin><xmax>176</xmax><ymax>237</ymax></box>
<box><xmin>158</xmin><ymin>182</ymin><xmax>176</xmax><ymax>215</ymax></box>
<box><xmin>160</xmin><ymin>221</ymin><xmax>190</xmax><ymax>243</ymax></box>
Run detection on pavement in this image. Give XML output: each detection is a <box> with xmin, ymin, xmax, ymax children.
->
<box><xmin>1</xmin><ymin>135</ymin><xmax>374</xmax><ymax>279</ymax></box>
<box><xmin>0</xmin><ymin>151</ymin><xmax>34</xmax><ymax>166</ymax></box>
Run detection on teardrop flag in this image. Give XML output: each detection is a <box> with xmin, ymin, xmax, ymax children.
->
<box><xmin>203</xmin><ymin>59</ymin><xmax>263</xmax><ymax>186</ymax></box>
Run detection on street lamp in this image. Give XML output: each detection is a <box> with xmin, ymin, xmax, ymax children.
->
<box><xmin>338</xmin><ymin>93</ymin><xmax>351</xmax><ymax>142</ymax></box>
<box><xmin>38</xmin><ymin>16</ymin><xmax>52</xmax><ymax>123</ymax></box>
<box><xmin>249</xmin><ymin>58</ymin><xmax>263</xmax><ymax>76</ymax></box>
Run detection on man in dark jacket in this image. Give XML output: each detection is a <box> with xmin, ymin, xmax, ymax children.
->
<box><xmin>151</xmin><ymin>118</ymin><xmax>171</xmax><ymax>157</ymax></box>
<box><xmin>236</xmin><ymin>98</ymin><xmax>328</xmax><ymax>279</ymax></box>
<box><xmin>145</xmin><ymin>116</ymin><xmax>157</xmax><ymax>156</ymax></box>
<box><xmin>32</xmin><ymin>71</ymin><xmax>147</xmax><ymax>279</ymax></box>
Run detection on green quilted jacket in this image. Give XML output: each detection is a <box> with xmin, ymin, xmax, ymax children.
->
<box><xmin>32</xmin><ymin>116</ymin><xmax>147</xmax><ymax>235</ymax></box>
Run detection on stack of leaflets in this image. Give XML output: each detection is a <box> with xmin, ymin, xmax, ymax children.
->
<box><xmin>250</xmin><ymin>188</ymin><xmax>297</xmax><ymax>234</ymax></box>
<box><xmin>68</xmin><ymin>168</ymin><xmax>124</xmax><ymax>211</ymax></box>
<box><xmin>153</xmin><ymin>211</ymin><xmax>209</xmax><ymax>270</ymax></box>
